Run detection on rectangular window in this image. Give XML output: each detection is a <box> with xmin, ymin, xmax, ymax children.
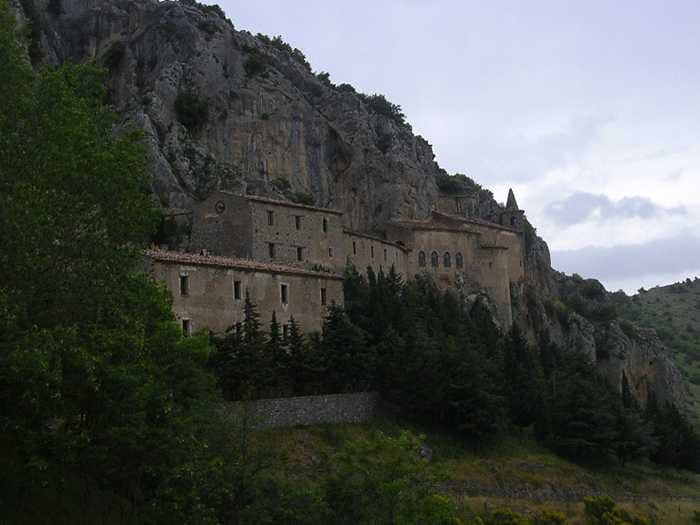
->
<box><xmin>353</xmin><ymin>241</ymin><xmax>357</xmax><ymax>255</ymax></box>
<box><xmin>328</xmin><ymin>247</ymin><xmax>333</xmax><ymax>258</ymax></box>
<box><xmin>384</xmin><ymin>248</ymin><xmax>387</xmax><ymax>262</ymax></box>
<box><xmin>295</xmin><ymin>215</ymin><xmax>302</xmax><ymax>230</ymax></box>
<box><xmin>371</xmin><ymin>246</ymin><xmax>375</xmax><ymax>259</ymax></box>
<box><xmin>181</xmin><ymin>318</ymin><xmax>191</xmax><ymax>337</ymax></box>
<box><xmin>179</xmin><ymin>274</ymin><xmax>189</xmax><ymax>296</ymax></box>
<box><xmin>321</xmin><ymin>287</ymin><xmax>327</xmax><ymax>306</ymax></box>
<box><xmin>280</xmin><ymin>283</ymin><xmax>288</xmax><ymax>304</ymax></box>
<box><xmin>322</xmin><ymin>218</ymin><xmax>328</xmax><ymax>233</ymax></box>
<box><xmin>233</xmin><ymin>280</ymin><xmax>242</xmax><ymax>300</ymax></box>
<box><xmin>297</xmin><ymin>246</ymin><xmax>304</xmax><ymax>261</ymax></box>
<box><xmin>267</xmin><ymin>210</ymin><xmax>274</xmax><ymax>226</ymax></box>
<box><xmin>268</xmin><ymin>243</ymin><xmax>276</xmax><ymax>259</ymax></box>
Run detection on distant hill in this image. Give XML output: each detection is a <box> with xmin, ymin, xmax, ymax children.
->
<box><xmin>620</xmin><ymin>277</ymin><xmax>700</xmax><ymax>425</ymax></box>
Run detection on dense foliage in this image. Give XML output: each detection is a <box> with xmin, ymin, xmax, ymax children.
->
<box><xmin>213</xmin><ymin>266</ymin><xmax>700</xmax><ymax>472</ymax></box>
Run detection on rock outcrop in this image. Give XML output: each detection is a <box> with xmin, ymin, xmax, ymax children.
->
<box><xmin>14</xmin><ymin>0</ymin><xmax>686</xmax><ymax>407</ymax></box>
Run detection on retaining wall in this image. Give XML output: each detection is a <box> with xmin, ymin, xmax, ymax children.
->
<box><xmin>223</xmin><ymin>392</ymin><xmax>381</xmax><ymax>429</ymax></box>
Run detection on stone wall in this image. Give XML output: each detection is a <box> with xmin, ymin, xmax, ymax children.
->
<box><xmin>344</xmin><ymin>231</ymin><xmax>408</xmax><ymax>279</ymax></box>
<box><xmin>248</xmin><ymin>196</ymin><xmax>345</xmax><ymax>271</ymax></box>
<box><xmin>224</xmin><ymin>392</ymin><xmax>381</xmax><ymax>429</ymax></box>
<box><xmin>147</xmin><ymin>251</ymin><xmax>344</xmax><ymax>334</ymax></box>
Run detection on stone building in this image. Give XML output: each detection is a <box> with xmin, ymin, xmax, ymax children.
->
<box><xmin>146</xmin><ymin>249</ymin><xmax>344</xmax><ymax>335</ymax></box>
<box><xmin>148</xmin><ymin>188</ymin><xmax>526</xmax><ymax>334</ymax></box>
<box><xmin>190</xmin><ymin>191</ymin><xmax>345</xmax><ymax>272</ymax></box>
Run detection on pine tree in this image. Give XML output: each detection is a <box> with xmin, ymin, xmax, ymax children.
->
<box><xmin>503</xmin><ymin>325</ymin><xmax>544</xmax><ymax>429</ymax></box>
<box><xmin>321</xmin><ymin>305</ymin><xmax>371</xmax><ymax>392</ymax></box>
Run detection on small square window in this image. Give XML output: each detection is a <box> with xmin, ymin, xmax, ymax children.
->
<box><xmin>321</xmin><ymin>287</ymin><xmax>327</xmax><ymax>306</ymax></box>
<box><xmin>295</xmin><ymin>216</ymin><xmax>302</xmax><ymax>230</ymax></box>
<box><xmin>267</xmin><ymin>210</ymin><xmax>274</xmax><ymax>226</ymax></box>
<box><xmin>280</xmin><ymin>283</ymin><xmax>288</xmax><ymax>304</ymax></box>
<box><xmin>179</xmin><ymin>274</ymin><xmax>189</xmax><ymax>296</ymax></box>
<box><xmin>233</xmin><ymin>280</ymin><xmax>242</xmax><ymax>300</ymax></box>
<box><xmin>268</xmin><ymin>243</ymin><xmax>276</xmax><ymax>259</ymax></box>
<box><xmin>182</xmin><ymin>318</ymin><xmax>191</xmax><ymax>337</ymax></box>
<box><xmin>297</xmin><ymin>246</ymin><xmax>304</xmax><ymax>261</ymax></box>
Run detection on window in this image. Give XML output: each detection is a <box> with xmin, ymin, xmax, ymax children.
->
<box><xmin>384</xmin><ymin>248</ymin><xmax>387</xmax><ymax>262</ymax></box>
<box><xmin>430</xmin><ymin>251</ymin><xmax>439</xmax><ymax>268</ymax></box>
<box><xmin>322</xmin><ymin>217</ymin><xmax>328</xmax><ymax>233</ymax></box>
<box><xmin>268</xmin><ymin>243</ymin><xmax>276</xmax><ymax>259</ymax></box>
<box><xmin>295</xmin><ymin>215</ymin><xmax>302</xmax><ymax>230</ymax></box>
<box><xmin>510</xmin><ymin>216</ymin><xmax>517</xmax><ymax>227</ymax></box>
<box><xmin>353</xmin><ymin>241</ymin><xmax>357</xmax><ymax>255</ymax></box>
<box><xmin>371</xmin><ymin>246</ymin><xmax>375</xmax><ymax>259</ymax></box>
<box><xmin>328</xmin><ymin>247</ymin><xmax>333</xmax><ymax>258</ymax></box>
<box><xmin>280</xmin><ymin>283</ymin><xmax>288</xmax><ymax>304</ymax></box>
<box><xmin>267</xmin><ymin>210</ymin><xmax>274</xmax><ymax>226</ymax></box>
<box><xmin>181</xmin><ymin>318</ymin><xmax>191</xmax><ymax>337</ymax></box>
<box><xmin>418</xmin><ymin>251</ymin><xmax>426</xmax><ymax>267</ymax></box>
<box><xmin>443</xmin><ymin>252</ymin><xmax>451</xmax><ymax>267</ymax></box>
<box><xmin>321</xmin><ymin>287</ymin><xmax>327</xmax><ymax>305</ymax></box>
<box><xmin>179</xmin><ymin>274</ymin><xmax>189</xmax><ymax>296</ymax></box>
<box><xmin>233</xmin><ymin>280</ymin><xmax>242</xmax><ymax>300</ymax></box>
<box><xmin>455</xmin><ymin>253</ymin><xmax>464</xmax><ymax>269</ymax></box>
<box><xmin>297</xmin><ymin>246</ymin><xmax>304</xmax><ymax>261</ymax></box>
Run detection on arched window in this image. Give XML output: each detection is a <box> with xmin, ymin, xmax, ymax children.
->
<box><xmin>418</xmin><ymin>251</ymin><xmax>426</xmax><ymax>267</ymax></box>
<box><xmin>455</xmin><ymin>252</ymin><xmax>464</xmax><ymax>268</ymax></box>
<box><xmin>430</xmin><ymin>251</ymin><xmax>439</xmax><ymax>268</ymax></box>
<box><xmin>443</xmin><ymin>252</ymin><xmax>451</xmax><ymax>267</ymax></box>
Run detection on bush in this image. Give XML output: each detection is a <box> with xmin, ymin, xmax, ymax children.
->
<box><xmin>359</xmin><ymin>93</ymin><xmax>407</xmax><ymax>127</ymax></box>
<box><xmin>290</xmin><ymin>192</ymin><xmax>314</xmax><ymax>206</ymax></box>
<box><xmin>175</xmin><ymin>91</ymin><xmax>209</xmax><ymax>129</ymax></box>
<box><xmin>244</xmin><ymin>50</ymin><xmax>268</xmax><ymax>77</ymax></box>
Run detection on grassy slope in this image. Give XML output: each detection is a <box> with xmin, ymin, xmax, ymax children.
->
<box><xmin>264</xmin><ymin>418</ymin><xmax>700</xmax><ymax>524</ymax></box>
<box><xmin>619</xmin><ymin>278</ymin><xmax>700</xmax><ymax>426</ymax></box>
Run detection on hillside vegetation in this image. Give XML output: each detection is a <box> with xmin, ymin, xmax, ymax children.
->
<box><xmin>620</xmin><ymin>278</ymin><xmax>700</xmax><ymax>426</ymax></box>
<box><xmin>267</xmin><ymin>420</ymin><xmax>700</xmax><ymax>524</ymax></box>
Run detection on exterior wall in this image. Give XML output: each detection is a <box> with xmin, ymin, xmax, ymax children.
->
<box><xmin>477</xmin><ymin>247</ymin><xmax>513</xmax><ymax>327</ymax></box>
<box><xmin>190</xmin><ymin>193</ymin><xmax>253</xmax><ymax>257</ymax></box>
<box><xmin>149</xmin><ymin>259</ymin><xmax>343</xmax><ymax>334</ymax></box>
<box><xmin>406</xmin><ymin>229</ymin><xmax>482</xmax><ymax>289</ymax></box>
<box><xmin>344</xmin><ymin>231</ymin><xmax>408</xmax><ymax>278</ymax></box>
<box><xmin>223</xmin><ymin>392</ymin><xmax>380</xmax><ymax>429</ymax></box>
<box><xmin>249</xmin><ymin>198</ymin><xmax>345</xmax><ymax>271</ymax></box>
<box><xmin>436</xmin><ymin>194</ymin><xmax>478</xmax><ymax>217</ymax></box>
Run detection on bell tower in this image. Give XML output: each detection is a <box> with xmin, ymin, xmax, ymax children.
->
<box><xmin>500</xmin><ymin>188</ymin><xmax>525</xmax><ymax>230</ymax></box>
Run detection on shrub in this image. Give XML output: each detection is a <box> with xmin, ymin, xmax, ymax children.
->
<box><xmin>290</xmin><ymin>192</ymin><xmax>314</xmax><ymax>206</ymax></box>
<box><xmin>359</xmin><ymin>93</ymin><xmax>407</xmax><ymax>126</ymax></box>
<box><xmin>271</xmin><ymin>177</ymin><xmax>291</xmax><ymax>192</ymax></box>
<box><xmin>174</xmin><ymin>91</ymin><xmax>209</xmax><ymax>129</ymax></box>
<box><xmin>337</xmin><ymin>83</ymin><xmax>356</xmax><ymax>93</ymax></box>
<box><xmin>533</xmin><ymin>509</ymin><xmax>567</xmax><ymax>525</ymax></box>
<box><xmin>244</xmin><ymin>50</ymin><xmax>267</xmax><ymax>77</ymax></box>
<box><xmin>101</xmin><ymin>41</ymin><xmax>126</xmax><ymax>71</ymax></box>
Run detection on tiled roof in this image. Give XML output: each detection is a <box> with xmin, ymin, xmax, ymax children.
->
<box><xmin>431</xmin><ymin>211</ymin><xmax>521</xmax><ymax>233</ymax></box>
<box><xmin>343</xmin><ymin>230</ymin><xmax>409</xmax><ymax>252</ymax></box>
<box><xmin>145</xmin><ymin>249</ymin><xmax>344</xmax><ymax>280</ymax></box>
<box><xmin>220</xmin><ymin>191</ymin><xmax>343</xmax><ymax>215</ymax></box>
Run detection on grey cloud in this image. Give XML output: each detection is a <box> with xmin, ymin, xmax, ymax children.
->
<box><xmin>545</xmin><ymin>192</ymin><xmax>686</xmax><ymax>227</ymax></box>
<box><xmin>552</xmin><ymin>233</ymin><xmax>700</xmax><ymax>281</ymax></box>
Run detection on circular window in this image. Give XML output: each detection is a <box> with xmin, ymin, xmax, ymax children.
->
<box><xmin>214</xmin><ymin>200</ymin><xmax>226</xmax><ymax>214</ymax></box>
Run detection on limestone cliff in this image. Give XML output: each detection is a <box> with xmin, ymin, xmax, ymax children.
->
<box><xmin>15</xmin><ymin>0</ymin><xmax>686</xmax><ymax>407</ymax></box>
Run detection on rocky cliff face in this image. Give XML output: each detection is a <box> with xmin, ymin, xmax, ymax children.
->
<box><xmin>17</xmin><ymin>0</ymin><xmax>448</xmax><ymax>231</ymax></box>
<box><xmin>15</xmin><ymin>0</ymin><xmax>686</xmax><ymax>407</ymax></box>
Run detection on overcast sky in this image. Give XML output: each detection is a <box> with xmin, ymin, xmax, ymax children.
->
<box><xmin>208</xmin><ymin>0</ymin><xmax>700</xmax><ymax>294</ymax></box>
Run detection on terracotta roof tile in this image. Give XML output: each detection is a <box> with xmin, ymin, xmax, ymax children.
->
<box><xmin>146</xmin><ymin>249</ymin><xmax>344</xmax><ymax>280</ymax></box>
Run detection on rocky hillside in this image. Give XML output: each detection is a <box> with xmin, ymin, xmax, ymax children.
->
<box><xmin>12</xmin><ymin>0</ymin><xmax>686</xmax><ymax>408</ymax></box>
<box><xmin>619</xmin><ymin>278</ymin><xmax>700</xmax><ymax>424</ymax></box>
